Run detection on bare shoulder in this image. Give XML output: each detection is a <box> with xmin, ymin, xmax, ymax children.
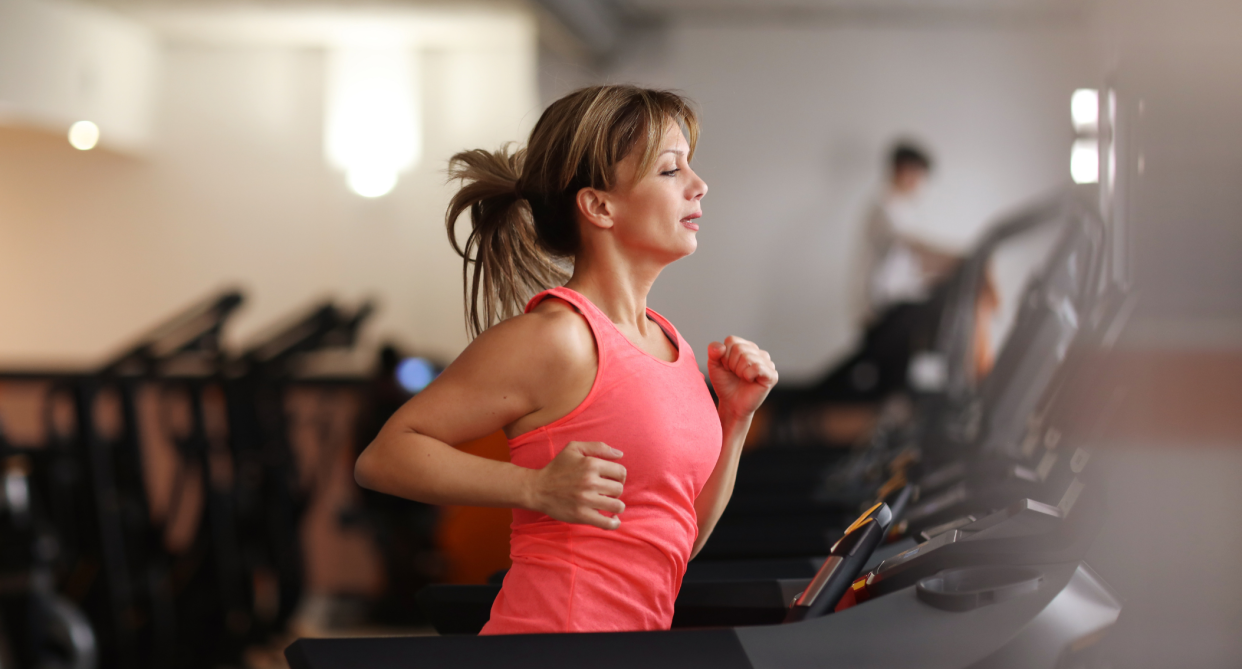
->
<box><xmin>506</xmin><ymin>297</ymin><xmax>596</xmax><ymax>369</ymax></box>
<box><xmin>392</xmin><ymin>295</ymin><xmax>597</xmax><ymax>442</ymax></box>
<box><xmin>454</xmin><ymin>296</ymin><xmax>596</xmax><ymax>383</ymax></box>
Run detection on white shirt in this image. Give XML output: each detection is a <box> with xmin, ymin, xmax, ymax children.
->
<box><xmin>853</xmin><ymin>194</ymin><xmax>935</xmax><ymax>326</ymax></box>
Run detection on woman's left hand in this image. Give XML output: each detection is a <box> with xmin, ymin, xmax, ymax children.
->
<box><xmin>707</xmin><ymin>336</ymin><xmax>778</xmax><ymax>421</ymax></box>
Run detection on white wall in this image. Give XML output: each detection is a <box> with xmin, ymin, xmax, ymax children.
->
<box><xmin>544</xmin><ymin>20</ymin><xmax>1091</xmax><ymax>380</ymax></box>
<box><xmin>0</xmin><ymin>10</ymin><xmax>539</xmax><ymax>366</ymax></box>
<box><xmin>1086</xmin><ymin>0</ymin><xmax>1242</xmax><ymax>349</ymax></box>
<box><xmin>0</xmin><ymin>0</ymin><xmax>157</xmax><ymax>151</ymax></box>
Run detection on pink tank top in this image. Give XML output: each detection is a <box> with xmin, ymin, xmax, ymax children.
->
<box><xmin>479</xmin><ymin>287</ymin><xmax>723</xmax><ymax>635</ymax></box>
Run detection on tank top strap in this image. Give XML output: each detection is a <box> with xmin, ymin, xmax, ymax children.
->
<box><xmin>524</xmin><ymin>286</ymin><xmax>624</xmax><ymax>363</ymax></box>
<box><xmin>525</xmin><ymin>286</ymin><xmax>592</xmax><ymax>320</ymax></box>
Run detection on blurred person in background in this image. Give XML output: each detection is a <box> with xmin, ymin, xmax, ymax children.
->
<box><xmin>855</xmin><ymin>142</ymin><xmax>959</xmax><ymax>326</ymax></box>
<box><xmin>819</xmin><ymin>141</ymin><xmax>962</xmax><ymax>402</ymax></box>
<box><xmin>354</xmin><ymin>85</ymin><xmax>778</xmax><ymax>635</ymax></box>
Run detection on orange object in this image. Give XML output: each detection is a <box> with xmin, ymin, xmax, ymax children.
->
<box><xmin>436</xmin><ymin>430</ymin><xmax>514</xmax><ymax>584</ymax></box>
<box><xmin>834</xmin><ymin>575</ymin><xmax>874</xmax><ymax>612</ymax></box>
<box><xmin>973</xmin><ymin>266</ymin><xmax>1000</xmax><ymax>382</ymax></box>
<box><xmin>742</xmin><ymin>406</ymin><xmax>770</xmax><ymax>451</ymax></box>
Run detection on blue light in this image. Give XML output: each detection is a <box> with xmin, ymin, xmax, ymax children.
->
<box><xmin>395</xmin><ymin>357</ymin><xmax>437</xmax><ymax>393</ymax></box>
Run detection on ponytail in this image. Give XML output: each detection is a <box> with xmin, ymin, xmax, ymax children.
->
<box><xmin>446</xmin><ymin>146</ymin><xmax>569</xmax><ymax>339</ymax></box>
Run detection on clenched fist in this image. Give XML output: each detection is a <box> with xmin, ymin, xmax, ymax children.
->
<box><xmin>707</xmin><ymin>336</ymin><xmax>778</xmax><ymax>421</ymax></box>
<box><xmin>527</xmin><ymin>441</ymin><xmax>627</xmax><ymax>530</ymax></box>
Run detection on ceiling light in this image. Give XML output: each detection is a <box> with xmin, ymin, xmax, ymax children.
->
<box><xmin>347</xmin><ymin>167</ymin><xmax>399</xmax><ymax>199</ymax></box>
<box><xmin>325</xmin><ymin>46</ymin><xmax>421</xmax><ymax>198</ymax></box>
<box><xmin>1071</xmin><ymin>139</ymin><xmax>1099</xmax><ymax>184</ymax></box>
<box><xmin>68</xmin><ymin>121</ymin><xmax>100</xmax><ymax>151</ymax></box>
<box><xmin>1071</xmin><ymin>89</ymin><xmax>1098</xmax><ymax>132</ymax></box>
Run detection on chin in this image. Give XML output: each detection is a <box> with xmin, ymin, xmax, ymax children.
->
<box><xmin>651</xmin><ymin>241</ymin><xmax>695</xmax><ymax>265</ymax></box>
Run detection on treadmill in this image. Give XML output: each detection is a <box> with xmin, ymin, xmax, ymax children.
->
<box><xmin>697</xmin><ymin>193</ymin><xmax>1104</xmax><ymax>561</ymax></box>
<box><xmin>286</xmin><ymin>487</ymin><xmax>1120</xmax><ymax>669</ymax></box>
<box><xmin>285</xmin><ymin>192</ymin><xmax>1126</xmax><ymax>667</ymax></box>
<box><xmin>413</xmin><ymin>192</ymin><xmax>1120</xmax><ymax>632</ymax></box>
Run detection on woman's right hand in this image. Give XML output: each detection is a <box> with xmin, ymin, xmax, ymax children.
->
<box><xmin>527</xmin><ymin>441</ymin><xmax>627</xmax><ymax>530</ymax></box>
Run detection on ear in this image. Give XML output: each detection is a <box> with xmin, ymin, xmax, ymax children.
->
<box><xmin>576</xmin><ymin>187</ymin><xmax>615</xmax><ymax>231</ymax></box>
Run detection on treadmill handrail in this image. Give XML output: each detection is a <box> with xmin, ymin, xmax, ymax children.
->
<box><xmin>935</xmin><ymin>190</ymin><xmax>1105</xmax><ymax>398</ymax></box>
<box><xmin>786</xmin><ymin>503</ymin><xmax>892</xmax><ymax>622</ymax></box>
<box><xmin>99</xmin><ymin>290</ymin><xmax>244</xmax><ymax>375</ymax></box>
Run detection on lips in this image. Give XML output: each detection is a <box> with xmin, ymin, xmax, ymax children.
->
<box><xmin>681</xmin><ymin>212</ymin><xmax>701</xmax><ymax>231</ymax></box>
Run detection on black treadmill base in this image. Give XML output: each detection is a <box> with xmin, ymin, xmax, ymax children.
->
<box><xmin>286</xmin><ymin>628</ymin><xmax>753</xmax><ymax>669</ymax></box>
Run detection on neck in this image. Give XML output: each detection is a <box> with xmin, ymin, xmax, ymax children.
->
<box><xmin>564</xmin><ymin>246</ymin><xmax>666</xmax><ymax>329</ymax></box>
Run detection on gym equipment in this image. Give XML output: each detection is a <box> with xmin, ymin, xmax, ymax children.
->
<box><xmin>760</xmin><ymin>193</ymin><xmax>1070</xmax><ymax>434</ymax></box>
<box><xmin>415</xmin><ymin>502</ymin><xmax>896</xmax><ymax>636</ymax></box>
<box><xmin>155</xmin><ymin>298</ymin><xmax>373</xmax><ymax>665</ymax></box>
<box><xmin>0</xmin><ymin>291</ymin><xmax>378</xmax><ymax>669</ymax></box>
<box><xmin>286</xmin><ymin>495</ymin><xmax>1119</xmax><ymax>669</ymax></box>
<box><xmin>783</xmin><ymin>502</ymin><xmax>892</xmax><ymax>622</ymax></box>
<box><xmin>333</xmin><ymin>345</ymin><xmax>444</xmax><ymax>625</ymax></box>
<box><xmin>221</xmin><ymin>300</ymin><xmax>376</xmax><ymax>642</ymax></box>
<box><xmin>32</xmin><ymin>290</ymin><xmax>245</xmax><ymax>669</ymax></box>
<box><xmin>1</xmin><ymin>426</ymin><xmax>98</xmax><ymax>669</ymax></box>
<box><xmin>696</xmin><ymin>193</ymin><xmax>1107</xmax><ymax>561</ymax></box>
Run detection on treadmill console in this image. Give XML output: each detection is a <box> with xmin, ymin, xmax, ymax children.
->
<box><xmin>868</xmin><ymin>497</ymin><xmax>1065</xmax><ymax>593</ymax></box>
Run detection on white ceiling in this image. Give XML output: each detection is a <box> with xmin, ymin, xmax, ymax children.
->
<box><xmin>621</xmin><ymin>0</ymin><xmax>1081</xmax><ymax>10</ymax></box>
<box><xmin>78</xmin><ymin>1</ymin><xmax>533</xmax><ymax>47</ymax></box>
<box><xmin>77</xmin><ymin>0</ymin><xmax>1090</xmax><ymax>56</ymax></box>
<box><xmin>616</xmin><ymin>0</ymin><xmax>1089</xmax><ymax>23</ymax></box>
<box><xmin>84</xmin><ymin>0</ymin><xmax>1088</xmax><ymax>21</ymax></box>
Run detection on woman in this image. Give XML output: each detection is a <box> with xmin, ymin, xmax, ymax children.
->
<box><xmin>354</xmin><ymin>85</ymin><xmax>778</xmax><ymax>635</ymax></box>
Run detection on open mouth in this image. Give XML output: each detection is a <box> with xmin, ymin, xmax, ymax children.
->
<box><xmin>681</xmin><ymin>212</ymin><xmax>701</xmax><ymax>230</ymax></box>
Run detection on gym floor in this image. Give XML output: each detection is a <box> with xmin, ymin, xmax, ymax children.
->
<box><xmin>1088</xmin><ymin>445</ymin><xmax>1242</xmax><ymax>668</ymax></box>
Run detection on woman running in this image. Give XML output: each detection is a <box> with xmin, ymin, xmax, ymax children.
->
<box><xmin>354</xmin><ymin>85</ymin><xmax>778</xmax><ymax>634</ymax></box>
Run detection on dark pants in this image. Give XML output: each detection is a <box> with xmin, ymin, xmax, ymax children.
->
<box><xmin>812</xmin><ymin>294</ymin><xmax>945</xmax><ymax>403</ymax></box>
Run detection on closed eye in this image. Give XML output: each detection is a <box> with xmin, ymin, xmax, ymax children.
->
<box><xmin>661</xmin><ymin>168</ymin><xmax>681</xmax><ymax>177</ymax></box>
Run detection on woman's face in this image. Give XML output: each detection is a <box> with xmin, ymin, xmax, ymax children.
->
<box><xmin>600</xmin><ymin>121</ymin><xmax>708</xmax><ymax>263</ymax></box>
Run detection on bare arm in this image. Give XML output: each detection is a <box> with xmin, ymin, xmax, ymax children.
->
<box><xmin>691</xmin><ymin>336</ymin><xmax>778</xmax><ymax>559</ymax></box>
<box><xmin>354</xmin><ymin>302</ymin><xmax>628</xmax><ymax>530</ymax></box>
<box><xmin>895</xmin><ymin>232</ymin><xmax>962</xmax><ymax>280</ymax></box>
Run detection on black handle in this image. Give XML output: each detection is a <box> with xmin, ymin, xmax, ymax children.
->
<box><xmin>785</xmin><ymin>503</ymin><xmax>892</xmax><ymax>623</ymax></box>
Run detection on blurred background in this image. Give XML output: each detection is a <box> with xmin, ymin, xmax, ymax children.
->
<box><xmin>0</xmin><ymin>0</ymin><xmax>1239</xmax><ymax>667</ymax></box>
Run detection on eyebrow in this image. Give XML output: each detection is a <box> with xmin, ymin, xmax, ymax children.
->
<box><xmin>661</xmin><ymin>149</ymin><xmax>686</xmax><ymax>156</ymax></box>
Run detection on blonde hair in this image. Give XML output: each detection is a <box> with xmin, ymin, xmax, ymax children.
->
<box><xmin>446</xmin><ymin>85</ymin><xmax>699</xmax><ymax>338</ymax></box>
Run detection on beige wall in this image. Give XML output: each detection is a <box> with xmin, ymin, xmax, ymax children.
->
<box><xmin>0</xmin><ymin>19</ymin><xmax>539</xmax><ymax>367</ymax></box>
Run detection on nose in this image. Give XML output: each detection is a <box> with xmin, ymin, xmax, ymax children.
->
<box><xmin>689</xmin><ymin>168</ymin><xmax>708</xmax><ymax>200</ymax></box>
